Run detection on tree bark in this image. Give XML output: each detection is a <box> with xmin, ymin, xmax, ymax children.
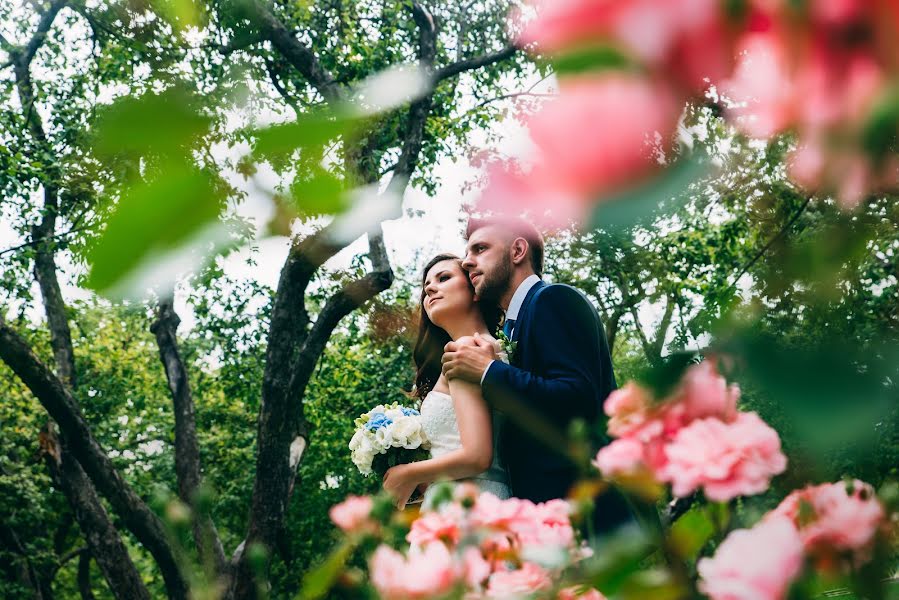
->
<box><xmin>76</xmin><ymin>552</ymin><xmax>96</xmax><ymax>600</ymax></box>
<box><xmin>151</xmin><ymin>298</ymin><xmax>226</xmax><ymax>573</ymax></box>
<box><xmin>0</xmin><ymin>322</ymin><xmax>190</xmax><ymax>600</ymax></box>
<box><xmin>41</xmin><ymin>427</ymin><xmax>152</xmax><ymax>600</ymax></box>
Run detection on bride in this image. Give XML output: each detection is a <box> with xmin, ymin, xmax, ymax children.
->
<box><xmin>382</xmin><ymin>253</ymin><xmax>511</xmax><ymax>507</ymax></box>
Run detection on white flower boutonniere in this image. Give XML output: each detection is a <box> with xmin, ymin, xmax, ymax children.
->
<box><xmin>495</xmin><ymin>329</ymin><xmax>517</xmax><ymax>364</ymax></box>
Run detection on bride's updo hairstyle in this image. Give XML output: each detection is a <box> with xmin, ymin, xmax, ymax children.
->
<box><xmin>412</xmin><ymin>253</ymin><xmax>502</xmax><ymax>400</ymax></box>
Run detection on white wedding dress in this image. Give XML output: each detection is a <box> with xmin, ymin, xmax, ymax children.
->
<box><xmin>419</xmin><ymin>390</ymin><xmax>511</xmax><ymax>499</ymax></box>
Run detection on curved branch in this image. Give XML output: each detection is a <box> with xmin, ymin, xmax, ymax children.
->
<box><xmin>434</xmin><ymin>44</ymin><xmax>517</xmax><ymax>82</ymax></box>
<box><xmin>0</xmin><ymin>321</ymin><xmax>190</xmax><ymax>600</ymax></box>
<box><xmin>246</xmin><ymin>0</ymin><xmax>340</xmax><ymax>102</ymax></box>
<box><xmin>151</xmin><ymin>298</ymin><xmax>226</xmax><ymax>573</ymax></box>
<box><xmin>727</xmin><ymin>194</ymin><xmax>814</xmax><ymax>292</ymax></box>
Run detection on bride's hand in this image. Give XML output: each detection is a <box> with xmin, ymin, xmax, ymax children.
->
<box><xmin>382</xmin><ymin>464</ymin><xmax>419</xmax><ymax>508</ymax></box>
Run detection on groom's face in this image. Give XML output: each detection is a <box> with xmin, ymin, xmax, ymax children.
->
<box><xmin>462</xmin><ymin>225</ymin><xmax>513</xmax><ymax>304</ymax></box>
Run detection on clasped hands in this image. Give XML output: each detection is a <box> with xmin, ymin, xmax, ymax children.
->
<box><xmin>441</xmin><ymin>333</ymin><xmax>500</xmax><ymax>383</ymax></box>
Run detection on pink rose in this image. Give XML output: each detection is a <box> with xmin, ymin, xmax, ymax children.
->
<box><xmin>676</xmin><ymin>361</ymin><xmax>740</xmax><ymax>424</ymax></box>
<box><xmin>407</xmin><ymin>507</ymin><xmax>462</xmax><ymax>548</ymax></box>
<box><xmin>593</xmin><ymin>437</ymin><xmax>646</xmax><ymax>477</ymax></box>
<box><xmin>517</xmin><ymin>499</ymin><xmax>576</xmax><ymax>550</ymax></box>
<box><xmin>770</xmin><ymin>480</ymin><xmax>885</xmax><ymax>559</ymax></box>
<box><xmin>328</xmin><ymin>495</ymin><xmax>374</xmax><ymax>534</ymax></box>
<box><xmin>470</xmin><ymin>493</ymin><xmax>537</xmax><ymax>533</ymax></box>
<box><xmin>485</xmin><ymin>562</ymin><xmax>553</xmax><ymax>598</ymax></box>
<box><xmin>527</xmin><ymin>74</ymin><xmax>678</xmax><ymax>199</ymax></box>
<box><xmin>659</xmin><ymin>412</ymin><xmax>787</xmax><ymax>501</ymax></box>
<box><xmin>369</xmin><ymin>543</ymin><xmax>458</xmax><ymax>599</ymax></box>
<box><xmin>698</xmin><ymin>516</ymin><xmax>804</xmax><ymax>600</ymax></box>
<box><xmin>461</xmin><ymin>546</ymin><xmax>493</xmax><ymax>590</ymax></box>
<box><xmin>604</xmin><ymin>382</ymin><xmax>658</xmax><ymax>438</ymax></box>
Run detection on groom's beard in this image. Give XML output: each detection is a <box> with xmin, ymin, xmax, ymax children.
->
<box><xmin>473</xmin><ymin>256</ymin><xmax>512</xmax><ymax>305</ymax></box>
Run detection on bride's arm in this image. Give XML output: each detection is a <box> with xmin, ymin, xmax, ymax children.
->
<box><xmin>382</xmin><ymin>377</ymin><xmax>493</xmax><ymax>504</ymax></box>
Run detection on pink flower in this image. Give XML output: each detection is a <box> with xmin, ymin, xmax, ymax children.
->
<box><xmin>676</xmin><ymin>361</ymin><xmax>740</xmax><ymax>424</ymax></box>
<box><xmin>593</xmin><ymin>437</ymin><xmax>646</xmax><ymax>477</ymax></box>
<box><xmin>722</xmin><ymin>31</ymin><xmax>795</xmax><ymax>138</ymax></box>
<box><xmin>770</xmin><ymin>480</ymin><xmax>885</xmax><ymax>558</ymax></box>
<box><xmin>369</xmin><ymin>543</ymin><xmax>458</xmax><ymax>599</ymax></box>
<box><xmin>604</xmin><ymin>382</ymin><xmax>657</xmax><ymax>438</ymax></box>
<box><xmin>517</xmin><ymin>499</ymin><xmax>576</xmax><ymax>550</ymax></box>
<box><xmin>527</xmin><ymin>74</ymin><xmax>678</xmax><ymax>199</ymax></box>
<box><xmin>659</xmin><ymin>412</ymin><xmax>787</xmax><ymax>501</ymax></box>
<box><xmin>698</xmin><ymin>516</ymin><xmax>804</xmax><ymax>600</ymax></box>
<box><xmin>485</xmin><ymin>562</ymin><xmax>553</xmax><ymax>598</ymax></box>
<box><xmin>461</xmin><ymin>546</ymin><xmax>493</xmax><ymax>590</ymax></box>
<box><xmin>328</xmin><ymin>495</ymin><xmax>374</xmax><ymax>534</ymax></box>
<box><xmin>470</xmin><ymin>493</ymin><xmax>537</xmax><ymax>533</ymax></box>
<box><xmin>517</xmin><ymin>0</ymin><xmax>729</xmax><ymax>92</ymax></box>
<box><xmin>558</xmin><ymin>586</ymin><xmax>608</xmax><ymax>600</ymax></box>
<box><xmin>407</xmin><ymin>508</ymin><xmax>462</xmax><ymax>548</ymax></box>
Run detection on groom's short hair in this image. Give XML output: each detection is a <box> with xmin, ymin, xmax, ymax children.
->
<box><xmin>466</xmin><ymin>216</ymin><xmax>544</xmax><ymax>277</ymax></box>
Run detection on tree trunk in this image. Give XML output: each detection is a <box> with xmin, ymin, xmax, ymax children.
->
<box><xmin>41</xmin><ymin>427</ymin><xmax>152</xmax><ymax>600</ymax></box>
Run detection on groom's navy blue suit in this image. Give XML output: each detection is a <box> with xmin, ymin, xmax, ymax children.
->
<box><xmin>482</xmin><ymin>279</ymin><xmax>634</xmax><ymax>534</ymax></box>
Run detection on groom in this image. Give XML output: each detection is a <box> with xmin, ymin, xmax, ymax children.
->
<box><xmin>442</xmin><ymin>216</ymin><xmax>633</xmax><ymax>534</ymax></box>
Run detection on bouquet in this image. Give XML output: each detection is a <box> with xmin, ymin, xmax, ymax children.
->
<box><xmin>349</xmin><ymin>402</ymin><xmax>431</xmax><ymax>481</ymax></box>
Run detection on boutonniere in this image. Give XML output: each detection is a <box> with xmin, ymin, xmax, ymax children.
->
<box><xmin>495</xmin><ymin>329</ymin><xmax>517</xmax><ymax>364</ymax></box>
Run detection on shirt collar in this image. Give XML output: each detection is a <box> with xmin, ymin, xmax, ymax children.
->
<box><xmin>505</xmin><ymin>274</ymin><xmax>541</xmax><ymax>321</ymax></box>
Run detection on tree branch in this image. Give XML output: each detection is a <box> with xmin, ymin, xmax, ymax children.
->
<box><xmin>41</xmin><ymin>427</ymin><xmax>151</xmax><ymax>600</ymax></box>
<box><xmin>726</xmin><ymin>195</ymin><xmax>814</xmax><ymax>292</ymax></box>
<box><xmin>245</xmin><ymin>0</ymin><xmax>341</xmax><ymax>102</ymax></box>
<box><xmin>0</xmin><ymin>321</ymin><xmax>190</xmax><ymax>600</ymax></box>
<box><xmin>433</xmin><ymin>44</ymin><xmax>517</xmax><ymax>82</ymax></box>
<box><xmin>150</xmin><ymin>298</ymin><xmax>226</xmax><ymax>573</ymax></box>
<box><xmin>77</xmin><ymin>551</ymin><xmax>96</xmax><ymax>600</ymax></box>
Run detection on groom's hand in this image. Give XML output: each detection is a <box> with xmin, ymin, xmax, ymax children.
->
<box><xmin>442</xmin><ymin>334</ymin><xmax>497</xmax><ymax>383</ymax></box>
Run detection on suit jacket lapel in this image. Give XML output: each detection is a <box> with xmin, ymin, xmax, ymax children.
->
<box><xmin>511</xmin><ymin>280</ymin><xmax>545</xmax><ymax>343</ymax></box>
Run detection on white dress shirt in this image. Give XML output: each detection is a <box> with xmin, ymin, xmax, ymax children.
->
<box><xmin>480</xmin><ymin>274</ymin><xmax>542</xmax><ymax>383</ymax></box>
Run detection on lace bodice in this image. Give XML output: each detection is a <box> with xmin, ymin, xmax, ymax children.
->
<box><xmin>419</xmin><ymin>390</ymin><xmax>509</xmax><ymax>488</ymax></box>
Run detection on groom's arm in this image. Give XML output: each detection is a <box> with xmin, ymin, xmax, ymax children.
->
<box><xmin>482</xmin><ymin>286</ymin><xmax>605</xmax><ymax>421</ymax></box>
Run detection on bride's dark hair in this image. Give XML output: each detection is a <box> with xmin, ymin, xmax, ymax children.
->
<box><xmin>412</xmin><ymin>253</ymin><xmax>502</xmax><ymax>400</ymax></box>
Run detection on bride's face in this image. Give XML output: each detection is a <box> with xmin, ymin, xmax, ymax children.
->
<box><xmin>422</xmin><ymin>259</ymin><xmax>475</xmax><ymax>327</ymax></box>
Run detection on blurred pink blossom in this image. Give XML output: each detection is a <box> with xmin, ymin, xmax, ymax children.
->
<box><xmin>675</xmin><ymin>361</ymin><xmax>740</xmax><ymax>424</ymax></box>
<box><xmin>527</xmin><ymin>74</ymin><xmax>677</xmax><ymax>197</ymax></box>
<box><xmin>770</xmin><ymin>480</ymin><xmax>885</xmax><ymax>558</ymax></box>
<box><xmin>659</xmin><ymin>412</ymin><xmax>787</xmax><ymax>501</ymax></box>
<box><xmin>461</xmin><ymin>546</ymin><xmax>493</xmax><ymax>590</ymax></box>
<box><xmin>517</xmin><ymin>0</ymin><xmax>728</xmax><ymax>91</ymax></box>
<box><xmin>604</xmin><ymin>382</ymin><xmax>658</xmax><ymax>439</ymax></box>
<box><xmin>369</xmin><ymin>543</ymin><xmax>458</xmax><ymax>600</ymax></box>
<box><xmin>698</xmin><ymin>516</ymin><xmax>804</xmax><ymax>600</ymax></box>
<box><xmin>593</xmin><ymin>437</ymin><xmax>646</xmax><ymax>477</ymax></box>
<box><xmin>485</xmin><ymin>562</ymin><xmax>553</xmax><ymax>598</ymax></box>
<box><xmin>407</xmin><ymin>507</ymin><xmax>462</xmax><ymax>547</ymax></box>
<box><xmin>328</xmin><ymin>495</ymin><xmax>374</xmax><ymax>534</ymax></box>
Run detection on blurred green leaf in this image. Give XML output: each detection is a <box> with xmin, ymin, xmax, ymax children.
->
<box><xmin>290</xmin><ymin>169</ymin><xmax>346</xmax><ymax>216</ymax></box>
<box><xmin>634</xmin><ymin>352</ymin><xmax>699</xmax><ymax>400</ymax></box>
<box><xmin>862</xmin><ymin>85</ymin><xmax>899</xmax><ymax>160</ymax></box>
<box><xmin>669</xmin><ymin>505</ymin><xmax>715</xmax><ymax>560</ymax></box>
<box><xmin>92</xmin><ymin>87</ymin><xmax>210</xmax><ymax>160</ymax></box>
<box><xmin>85</xmin><ymin>164</ymin><xmax>223</xmax><ymax>294</ymax></box>
<box><xmin>590</xmin><ymin>151</ymin><xmax>709</xmax><ymax>232</ymax></box>
<box><xmin>584</xmin><ymin>526</ymin><xmax>653</xmax><ymax>595</ymax></box>
<box><xmin>297</xmin><ymin>539</ymin><xmax>356</xmax><ymax>600</ymax></box>
<box><xmin>252</xmin><ymin>111</ymin><xmax>357</xmax><ymax>163</ymax></box>
<box><xmin>548</xmin><ymin>44</ymin><xmax>634</xmax><ymax>76</ymax></box>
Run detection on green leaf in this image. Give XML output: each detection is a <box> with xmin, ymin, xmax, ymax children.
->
<box><xmin>252</xmin><ymin>110</ymin><xmax>357</xmax><ymax>163</ymax></box>
<box><xmin>548</xmin><ymin>44</ymin><xmax>634</xmax><ymax>76</ymax></box>
<box><xmin>92</xmin><ymin>87</ymin><xmax>210</xmax><ymax>160</ymax></box>
<box><xmin>85</xmin><ymin>164</ymin><xmax>224</xmax><ymax>295</ymax></box>
<box><xmin>590</xmin><ymin>151</ymin><xmax>709</xmax><ymax>232</ymax></box>
<box><xmin>297</xmin><ymin>539</ymin><xmax>356</xmax><ymax>600</ymax></box>
<box><xmin>290</xmin><ymin>169</ymin><xmax>347</xmax><ymax>216</ymax></box>
<box><xmin>669</xmin><ymin>505</ymin><xmax>715</xmax><ymax>560</ymax></box>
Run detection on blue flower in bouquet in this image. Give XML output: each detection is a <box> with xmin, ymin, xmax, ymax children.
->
<box><xmin>366</xmin><ymin>412</ymin><xmax>393</xmax><ymax>431</ymax></box>
<box><xmin>401</xmin><ymin>407</ymin><xmax>420</xmax><ymax>417</ymax></box>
